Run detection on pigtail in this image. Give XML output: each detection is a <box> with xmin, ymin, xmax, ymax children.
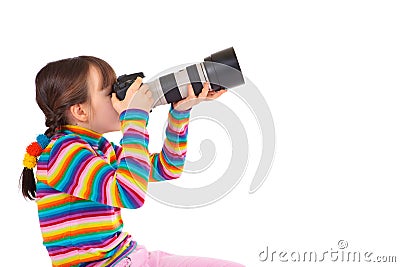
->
<box><xmin>20</xmin><ymin>167</ymin><xmax>37</xmax><ymax>200</ymax></box>
<box><xmin>20</xmin><ymin>134</ymin><xmax>51</xmax><ymax>200</ymax></box>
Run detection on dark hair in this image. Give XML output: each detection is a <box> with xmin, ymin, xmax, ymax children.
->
<box><xmin>20</xmin><ymin>56</ymin><xmax>116</xmax><ymax>200</ymax></box>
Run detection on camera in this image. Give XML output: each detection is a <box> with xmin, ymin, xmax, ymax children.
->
<box><xmin>112</xmin><ymin>47</ymin><xmax>245</xmax><ymax>108</ymax></box>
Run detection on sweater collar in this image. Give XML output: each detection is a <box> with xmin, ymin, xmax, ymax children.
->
<box><xmin>58</xmin><ymin>125</ymin><xmax>104</xmax><ymax>147</ymax></box>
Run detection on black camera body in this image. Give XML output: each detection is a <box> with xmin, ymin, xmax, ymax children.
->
<box><xmin>113</xmin><ymin>72</ymin><xmax>145</xmax><ymax>101</ymax></box>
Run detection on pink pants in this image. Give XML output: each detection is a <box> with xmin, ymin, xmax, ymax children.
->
<box><xmin>114</xmin><ymin>245</ymin><xmax>245</xmax><ymax>267</ymax></box>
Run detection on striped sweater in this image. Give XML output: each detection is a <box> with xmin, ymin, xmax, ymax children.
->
<box><xmin>36</xmin><ymin>105</ymin><xmax>191</xmax><ymax>266</ymax></box>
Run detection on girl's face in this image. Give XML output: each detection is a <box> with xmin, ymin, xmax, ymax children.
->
<box><xmin>86</xmin><ymin>65</ymin><xmax>120</xmax><ymax>134</ymax></box>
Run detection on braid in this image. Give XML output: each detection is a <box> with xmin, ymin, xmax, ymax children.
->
<box><xmin>44</xmin><ymin>110</ymin><xmax>67</xmax><ymax>137</ymax></box>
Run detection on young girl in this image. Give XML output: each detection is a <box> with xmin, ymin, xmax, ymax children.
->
<box><xmin>20</xmin><ymin>56</ymin><xmax>244</xmax><ymax>267</ymax></box>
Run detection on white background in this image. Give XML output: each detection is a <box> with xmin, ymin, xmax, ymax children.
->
<box><xmin>1</xmin><ymin>0</ymin><xmax>399</xmax><ymax>266</ymax></box>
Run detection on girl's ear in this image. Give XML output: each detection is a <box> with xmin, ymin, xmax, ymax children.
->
<box><xmin>69</xmin><ymin>103</ymin><xmax>89</xmax><ymax>123</ymax></box>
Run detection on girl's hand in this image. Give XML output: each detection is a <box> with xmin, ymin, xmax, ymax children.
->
<box><xmin>111</xmin><ymin>77</ymin><xmax>154</xmax><ymax>114</ymax></box>
<box><xmin>172</xmin><ymin>82</ymin><xmax>228</xmax><ymax>111</ymax></box>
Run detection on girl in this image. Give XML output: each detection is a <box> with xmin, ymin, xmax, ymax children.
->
<box><xmin>20</xmin><ymin>56</ymin><xmax>244</xmax><ymax>267</ymax></box>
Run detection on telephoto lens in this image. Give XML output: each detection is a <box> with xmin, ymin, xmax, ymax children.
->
<box><xmin>113</xmin><ymin>47</ymin><xmax>245</xmax><ymax>108</ymax></box>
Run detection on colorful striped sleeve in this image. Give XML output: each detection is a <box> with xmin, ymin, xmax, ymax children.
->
<box><xmin>44</xmin><ymin>109</ymin><xmax>151</xmax><ymax>209</ymax></box>
<box><xmin>111</xmin><ymin>104</ymin><xmax>191</xmax><ymax>182</ymax></box>
<box><xmin>148</xmin><ymin>105</ymin><xmax>191</xmax><ymax>182</ymax></box>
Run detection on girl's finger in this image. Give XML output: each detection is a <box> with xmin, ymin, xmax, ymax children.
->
<box><xmin>206</xmin><ymin>89</ymin><xmax>227</xmax><ymax>100</ymax></box>
<box><xmin>218</xmin><ymin>89</ymin><xmax>228</xmax><ymax>95</ymax></box>
<box><xmin>199</xmin><ymin>83</ymin><xmax>209</xmax><ymax>98</ymax></box>
<box><xmin>126</xmin><ymin>77</ymin><xmax>143</xmax><ymax>98</ymax></box>
<box><xmin>187</xmin><ymin>84</ymin><xmax>195</xmax><ymax>98</ymax></box>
